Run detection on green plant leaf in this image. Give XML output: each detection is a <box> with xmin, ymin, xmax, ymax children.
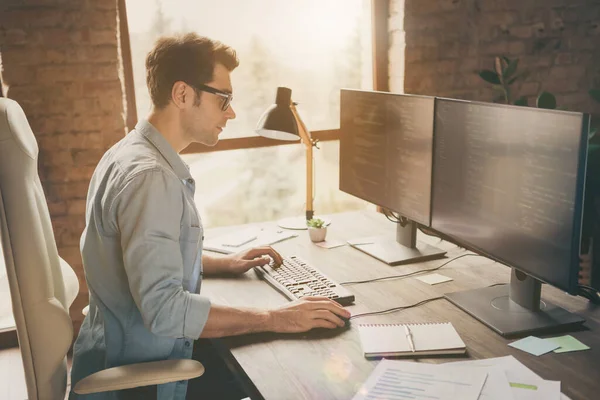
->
<box><xmin>504</xmin><ymin>58</ymin><xmax>519</xmax><ymax>80</ymax></box>
<box><xmin>479</xmin><ymin>70</ymin><xmax>501</xmax><ymax>85</ymax></box>
<box><xmin>537</xmin><ymin>92</ymin><xmax>557</xmax><ymax>109</ymax></box>
<box><xmin>590</xmin><ymin>128</ymin><xmax>597</xmax><ymax>140</ymax></box>
<box><xmin>507</xmin><ymin>76</ymin><xmax>519</xmax><ymax>85</ymax></box>
<box><xmin>590</xmin><ymin>89</ymin><xmax>600</xmax><ymax>103</ymax></box>
<box><xmin>492</xmin><ymin>84</ymin><xmax>505</xmax><ymax>92</ymax></box>
<box><xmin>514</xmin><ymin>96</ymin><xmax>528</xmax><ymax>106</ymax></box>
<box><xmin>501</xmin><ymin>56</ymin><xmax>511</xmax><ymax>65</ymax></box>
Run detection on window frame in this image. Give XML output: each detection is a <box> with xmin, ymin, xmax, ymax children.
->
<box><xmin>119</xmin><ymin>0</ymin><xmax>389</xmax><ymax>154</ymax></box>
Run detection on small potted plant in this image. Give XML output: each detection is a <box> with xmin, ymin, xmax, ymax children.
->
<box><xmin>307</xmin><ymin>218</ymin><xmax>327</xmax><ymax>243</ymax></box>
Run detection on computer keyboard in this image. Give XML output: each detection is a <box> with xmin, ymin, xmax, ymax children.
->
<box><xmin>254</xmin><ymin>255</ymin><xmax>355</xmax><ymax>306</ymax></box>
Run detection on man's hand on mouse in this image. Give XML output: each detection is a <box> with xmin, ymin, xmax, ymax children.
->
<box><xmin>225</xmin><ymin>246</ymin><xmax>283</xmax><ymax>274</ymax></box>
<box><xmin>267</xmin><ymin>296</ymin><xmax>352</xmax><ymax>332</ymax></box>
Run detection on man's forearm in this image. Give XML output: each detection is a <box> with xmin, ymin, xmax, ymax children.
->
<box><xmin>199</xmin><ymin>305</ymin><xmax>271</xmax><ymax>338</ymax></box>
<box><xmin>201</xmin><ymin>253</ymin><xmax>231</xmax><ymax>275</ymax></box>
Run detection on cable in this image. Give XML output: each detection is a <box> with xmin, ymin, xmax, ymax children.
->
<box><xmin>339</xmin><ymin>253</ymin><xmax>483</xmax><ymax>285</ymax></box>
<box><xmin>350</xmin><ymin>296</ymin><xmax>445</xmax><ymax>319</ymax></box>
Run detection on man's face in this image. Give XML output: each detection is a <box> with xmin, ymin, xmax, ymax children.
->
<box><xmin>183</xmin><ymin>63</ymin><xmax>236</xmax><ymax>146</ymax></box>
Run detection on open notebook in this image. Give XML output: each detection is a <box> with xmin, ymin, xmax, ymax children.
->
<box><xmin>358</xmin><ymin>322</ymin><xmax>466</xmax><ymax>358</ymax></box>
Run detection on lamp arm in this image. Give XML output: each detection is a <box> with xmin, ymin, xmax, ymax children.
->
<box><xmin>290</xmin><ymin>102</ymin><xmax>315</xmax><ymax>220</ymax></box>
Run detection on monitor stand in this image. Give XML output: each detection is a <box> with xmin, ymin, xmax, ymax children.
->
<box><xmin>347</xmin><ymin>220</ymin><xmax>446</xmax><ymax>266</ymax></box>
<box><xmin>445</xmin><ymin>269</ymin><xmax>585</xmax><ymax>337</ymax></box>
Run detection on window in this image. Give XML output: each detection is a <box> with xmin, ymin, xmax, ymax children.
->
<box><xmin>125</xmin><ymin>0</ymin><xmax>379</xmax><ymax>227</ymax></box>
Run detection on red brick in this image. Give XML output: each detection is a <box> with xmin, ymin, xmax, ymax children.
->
<box><xmin>67</xmin><ymin>199</ymin><xmax>87</xmax><ymax>215</ymax></box>
<box><xmin>39</xmin><ymin>150</ymin><xmax>74</xmax><ymax>167</ymax></box>
<box><xmin>4</xmin><ymin>29</ymin><xmax>34</xmax><ymax>45</ymax></box>
<box><xmin>89</xmin><ymin>29</ymin><xmax>117</xmax><ymax>45</ymax></box>
<box><xmin>52</xmin><ymin>215</ymin><xmax>86</xmax><ymax>246</ymax></box>
<box><xmin>82</xmin><ymin>80</ymin><xmax>123</xmax><ymax>98</ymax></box>
<box><xmin>508</xmin><ymin>41</ymin><xmax>526</xmax><ymax>55</ymax></box>
<box><xmin>509</xmin><ymin>26</ymin><xmax>533</xmax><ymax>39</ymax></box>
<box><xmin>88</xmin><ymin>45</ymin><xmax>119</xmax><ymax>63</ymax></box>
<box><xmin>36</xmin><ymin>65</ymin><xmax>94</xmax><ymax>83</ymax></box>
<box><xmin>58</xmin><ymin>246</ymin><xmax>83</xmax><ymax>272</ymax></box>
<box><xmin>46</xmin><ymin>164</ymin><xmax>97</xmax><ymax>183</ymax></box>
<box><xmin>46</xmin><ymin>181</ymin><xmax>90</xmax><ymax>202</ymax></box>
<box><xmin>519</xmin><ymin>82</ymin><xmax>540</xmax><ymax>96</ymax></box>
<box><xmin>47</xmin><ymin>200</ymin><xmax>67</xmax><ymax>216</ymax></box>
<box><xmin>2</xmin><ymin>66</ymin><xmax>37</xmax><ymax>86</ymax></box>
<box><xmin>548</xmin><ymin>65</ymin><xmax>587</xmax><ymax>80</ymax></box>
<box><xmin>72</xmin><ymin>149</ymin><xmax>104</xmax><ymax>166</ymax></box>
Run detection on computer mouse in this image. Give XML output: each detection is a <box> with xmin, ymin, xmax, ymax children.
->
<box><xmin>340</xmin><ymin>316</ymin><xmax>351</xmax><ymax>328</ymax></box>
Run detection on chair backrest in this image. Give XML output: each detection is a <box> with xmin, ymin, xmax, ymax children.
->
<box><xmin>0</xmin><ymin>98</ymin><xmax>79</xmax><ymax>400</ymax></box>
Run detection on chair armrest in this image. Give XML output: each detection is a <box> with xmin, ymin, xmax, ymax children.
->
<box><xmin>73</xmin><ymin>359</ymin><xmax>204</xmax><ymax>394</ymax></box>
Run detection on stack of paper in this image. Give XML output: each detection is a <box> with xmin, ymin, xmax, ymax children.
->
<box><xmin>352</xmin><ymin>359</ymin><xmax>488</xmax><ymax>400</ymax></box>
<box><xmin>204</xmin><ymin>227</ymin><xmax>297</xmax><ymax>254</ymax></box>
<box><xmin>447</xmin><ymin>356</ymin><xmax>566</xmax><ymax>400</ymax></box>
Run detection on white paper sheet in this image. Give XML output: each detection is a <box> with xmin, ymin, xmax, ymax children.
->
<box><xmin>438</xmin><ymin>365</ymin><xmax>513</xmax><ymax>400</ymax></box>
<box><xmin>446</xmin><ymin>356</ymin><xmax>569</xmax><ymax>400</ymax></box>
<box><xmin>352</xmin><ymin>359</ymin><xmax>487</xmax><ymax>400</ymax></box>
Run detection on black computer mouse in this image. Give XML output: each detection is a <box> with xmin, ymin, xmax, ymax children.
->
<box><xmin>340</xmin><ymin>316</ymin><xmax>351</xmax><ymax>328</ymax></box>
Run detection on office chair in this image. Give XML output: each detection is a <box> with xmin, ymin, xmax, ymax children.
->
<box><xmin>0</xmin><ymin>98</ymin><xmax>205</xmax><ymax>399</ymax></box>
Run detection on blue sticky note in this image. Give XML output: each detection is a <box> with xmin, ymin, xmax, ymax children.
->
<box><xmin>508</xmin><ymin>336</ymin><xmax>560</xmax><ymax>356</ymax></box>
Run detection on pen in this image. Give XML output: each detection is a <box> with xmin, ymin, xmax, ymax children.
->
<box><xmin>405</xmin><ymin>326</ymin><xmax>415</xmax><ymax>352</ymax></box>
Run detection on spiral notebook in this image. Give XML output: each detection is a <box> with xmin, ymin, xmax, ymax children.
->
<box><xmin>357</xmin><ymin>322</ymin><xmax>466</xmax><ymax>358</ymax></box>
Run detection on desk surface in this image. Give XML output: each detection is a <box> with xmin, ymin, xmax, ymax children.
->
<box><xmin>202</xmin><ymin>210</ymin><xmax>600</xmax><ymax>400</ymax></box>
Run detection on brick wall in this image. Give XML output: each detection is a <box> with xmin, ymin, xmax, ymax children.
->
<box><xmin>0</xmin><ymin>0</ymin><xmax>126</xmax><ymax>334</ymax></box>
<box><xmin>390</xmin><ymin>0</ymin><xmax>600</xmax><ymax>114</ymax></box>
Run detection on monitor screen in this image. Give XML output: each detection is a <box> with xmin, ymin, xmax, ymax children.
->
<box><xmin>340</xmin><ymin>89</ymin><xmax>435</xmax><ymax>226</ymax></box>
<box><xmin>431</xmin><ymin>98</ymin><xmax>589</xmax><ymax>293</ymax></box>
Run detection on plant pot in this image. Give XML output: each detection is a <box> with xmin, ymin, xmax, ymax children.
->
<box><xmin>308</xmin><ymin>227</ymin><xmax>327</xmax><ymax>243</ymax></box>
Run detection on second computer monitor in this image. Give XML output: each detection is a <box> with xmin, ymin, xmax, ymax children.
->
<box><xmin>432</xmin><ymin>98</ymin><xmax>589</xmax><ymax>336</ymax></box>
<box><xmin>340</xmin><ymin>89</ymin><xmax>445</xmax><ymax>265</ymax></box>
<box><xmin>340</xmin><ymin>89</ymin><xmax>434</xmax><ymax>225</ymax></box>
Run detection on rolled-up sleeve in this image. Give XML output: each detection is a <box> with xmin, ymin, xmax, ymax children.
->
<box><xmin>112</xmin><ymin>168</ymin><xmax>210</xmax><ymax>339</ymax></box>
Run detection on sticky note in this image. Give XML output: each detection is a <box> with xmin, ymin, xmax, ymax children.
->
<box><xmin>508</xmin><ymin>336</ymin><xmax>560</xmax><ymax>356</ymax></box>
<box><xmin>547</xmin><ymin>335</ymin><xmax>590</xmax><ymax>353</ymax></box>
<box><xmin>415</xmin><ymin>273</ymin><xmax>453</xmax><ymax>285</ymax></box>
<box><xmin>314</xmin><ymin>240</ymin><xmax>346</xmax><ymax>249</ymax></box>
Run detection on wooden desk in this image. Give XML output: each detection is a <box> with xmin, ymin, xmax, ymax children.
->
<box><xmin>202</xmin><ymin>210</ymin><xmax>600</xmax><ymax>400</ymax></box>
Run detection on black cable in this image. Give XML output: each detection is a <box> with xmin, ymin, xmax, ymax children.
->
<box><xmin>577</xmin><ymin>284</ymin><xmax>600</xmax><ymax>304</ymax></box>
<box><xmin>339</xmin><ymin>253</ymin><xmax>482</xmax><ymax>286</ymax></box>
<box><xmin>349</xmin><ymin>282</ymin><xmax>507</xmax><ymax>320</ymax></box>
<box><xmin>350</xmin><ymin>296</ymin><xmax>445</xmax><ymax>319</ymax></box>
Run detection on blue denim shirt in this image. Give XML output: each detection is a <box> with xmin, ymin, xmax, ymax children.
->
<box><xmin>70</xmin><ymin>120</ymin><xmax>211</xmax><ymax>399</ymax></box>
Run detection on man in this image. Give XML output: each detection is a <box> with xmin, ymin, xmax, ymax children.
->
<box><xmin>70</xmin><ymin>33</ymin><xmax>350</xmax><ymax>400</ymax></box>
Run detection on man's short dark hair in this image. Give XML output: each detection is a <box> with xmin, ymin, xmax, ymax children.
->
<box><xmin>145</xmin><ymin>33</ymin><xmax>239</xmax><ymax>109</ymax></box>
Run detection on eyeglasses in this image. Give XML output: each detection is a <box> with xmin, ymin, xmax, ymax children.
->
<box><xmin>187</xmin><ymin>82</ymin><xmax>233</xmax><ymax>111</ymax></box>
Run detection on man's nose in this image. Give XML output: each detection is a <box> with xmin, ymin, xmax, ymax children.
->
<box><xmin>226</xmin><ymin>105</ymin><xmax>236</xmax><ymax>120</ymax></box>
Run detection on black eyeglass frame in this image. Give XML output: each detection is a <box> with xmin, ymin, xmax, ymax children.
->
<box><xmin>186</xmin><ymin>82</ymin><xmax>233</xmax><ymax>111</ymax></box>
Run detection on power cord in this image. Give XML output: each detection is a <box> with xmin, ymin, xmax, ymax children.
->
<box><xmin>350</xmin><ymin>296</ymin><xmax>445</xmax><ymax>319</ymax></box>
<box><xmin>348</xmin><ymin>282</ymin><xmax>507</xmax><ymax>320</ymax></box>
<box><xmin>339</xmin><ymin>253</ymin><xmax>483</xmax><ymax>285</ymax></box>
<box><xmin>577</xmin><ymin>284</ymin><xmax>600</xmax><ymax>304</ymax></box>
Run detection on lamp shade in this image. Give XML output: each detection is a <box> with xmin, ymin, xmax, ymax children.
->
<box><xmin>255</xmin><ymin>87</ymin><xmax>300</xmax><ymax>141</ymax></box>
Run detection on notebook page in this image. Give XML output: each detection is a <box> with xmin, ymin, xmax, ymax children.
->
<box><xmin>358</xmin><ymin>322</ymin><xmax>465</xmax><ymax>354</ymax></box>
<box><xmin>408</xmin><ymin>322</ymin><xmax>466</xmax><ymax>351</ymax></box>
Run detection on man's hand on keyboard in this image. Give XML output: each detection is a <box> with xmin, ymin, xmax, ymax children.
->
<box><xmin>225</xmin><ymin>246</ymin><xmax>284</xmax><ymax>274</ymax></box>
<box><xmin>267</xmin><ymin>297</ymin><xmax>351</xmax><ymax>332</ymax></box>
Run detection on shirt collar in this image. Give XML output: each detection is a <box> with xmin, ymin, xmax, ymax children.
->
<box><xmin>135</xmin><ymin>119</ymin><xmax>192</xmax><ymax>181</ymax></box>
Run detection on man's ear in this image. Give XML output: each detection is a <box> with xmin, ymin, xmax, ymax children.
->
<box><xmin>171</xmin><ymin>81</ymin><xmax>189</xmax><ymax>109</ymax></box>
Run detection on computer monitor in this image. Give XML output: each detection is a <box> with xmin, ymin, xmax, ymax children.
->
<box><xmin>339</xmin><ymin>89</ymin><xmax>446</xmax><ymax>265</ymax></box>
<box><xmin>431</xmin><ymin>97</ymin><xmax>590</xmax><ymax>336</ymax></box>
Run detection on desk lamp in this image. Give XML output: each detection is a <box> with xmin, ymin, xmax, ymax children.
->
<box><xmin>256</xmin><ymin>87</ymin><xmax>329</xmax><ymax>230</ymax></box>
